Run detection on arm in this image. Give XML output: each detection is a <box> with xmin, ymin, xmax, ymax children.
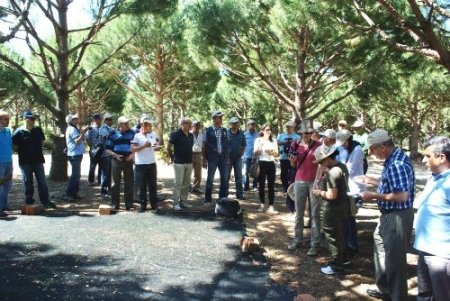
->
<box><xmin>167</xmin><ymin>142</ymin><xmax>174</xmax><ymax>164</ymax></box>
<box><xmin>313</xmin><ymin>187</ymin><xmax>338</xmax><ymax>201</ymax></box>
<box><xmin>347</xmin><ymin>147</ymin><xmax>364</xmax><ymax>176</ymax></box>
<box><xmin>362</xmin><ymin>191</ymin><xmax>408</xmax><ymax>202</ymax></box>
<box><xmin>74</xmin><ymin>126</ymin><xmax>89</xmax><ymax>144</ymax></box>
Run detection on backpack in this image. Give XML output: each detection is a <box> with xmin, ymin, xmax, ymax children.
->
<box><xmin>215</xmin><ymin>198</ymin><xmax>241</xmax><ymax>218</ymax></box>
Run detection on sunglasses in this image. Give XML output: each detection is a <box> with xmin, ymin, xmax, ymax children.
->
<box><xmin>303</xmin><ymin>132</ymin><xmax>313</xmax><ymax>135</ymax></box>
<box><xmin>105</xmin><ymin>118</ymin><xmax>113</xmax><ymax>121</ymax></box>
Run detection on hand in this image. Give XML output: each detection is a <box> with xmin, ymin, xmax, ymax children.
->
<box><xmin>115</xmin><ymin>154</ymin><xmax>123</xmax><ymax>161</ymax></box>
<box><xmin>125</xmin><ymin>155</ymin><xmax>133</xmax><ymax>162</ymax></box>
<box><xmin>144</xmin><ymin>141</ymin><xmax>152</xmax><ymax>148</ymax></box>
<box><xmin>361</xmin><ymin>191</ymin><xmax>376</xmax><ymax>201</ymax></box>
<box><xmin>202</xmin><ymin>160</ymin><xmax>208</xmax><ymax>169</ymax></box>
<box><xmin>153</xmin><ymin>145</ymin><xmax>161</xmax><ymax>151</ymax></box>
<box><xmin>312</xmin><ymin>189</ymin><xmax>321</xmax><ymax>197</ymax></box>
<box><xmin>82</xmin><ymin>126</ymin><xmax>90</xmax><ymax>133</ymax></box>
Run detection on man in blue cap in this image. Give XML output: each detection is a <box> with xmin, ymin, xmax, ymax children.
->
<box><xmin>12</xmin><ymin>111</ymin><xmax>56</xmax><ymax>209</ymax></box>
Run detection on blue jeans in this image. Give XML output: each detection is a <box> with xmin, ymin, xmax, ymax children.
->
<box><xmin>19</xmin><ymin>163</ymin><xmax>49</xmax><ymax>205</ymax></box>
<box><xmin>205</xmin><ymin>154</ymin><xmax>229</xmax><ymax>203</ymax></box>
<box><xmin>243</xmin><ymin>158</ymin><xmax>258</xmax><ymax>190</ymax></box>
<box><xmin>228</xmin><ymin>157</ymin><xmax>244</xmax><ymax>198</ymax></box>
<box><xmin>100</xmin><ymin>156</ymin><xmax>111</xmax><ymax>194</ymax></box>
<box><xmin>66</xmin><ymin>155</ymin><xmax>82</xmax><ymax>197</ymax></box>
<box><xmin>0</xmin><ymin>162</ymin><xmax>13</xmax><ymax>210</ymax></box>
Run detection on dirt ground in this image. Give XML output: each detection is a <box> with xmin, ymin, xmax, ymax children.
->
<box><xmin>5</xmin><ymin>155</ymin><xmax>429</xmax><ymax>300</ymax></box>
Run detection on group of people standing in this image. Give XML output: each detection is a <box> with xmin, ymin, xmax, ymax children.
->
<box><xmin>0</xmin><ymin>108</ymin><xmax>448</xmax><ymax>301</ymax></box>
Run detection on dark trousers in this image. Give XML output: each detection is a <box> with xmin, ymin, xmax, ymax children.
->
<box><xmin>19</xmin><ymin>163</ymin><xmax>49</xmax><ymax>205</ymax></box>
<box><xmin>66</xmin><ymin>155</ymin><xmax>82</xmax><ymax>198</ymax></box>
<box><xmin>88</xmin><ymin>152</ymin><xmax>102</xmax><ymax>184</ymax></box>
<box><xmin>243</xmin><ymin>158</ymin><xmax>258</xmax><ymax>190</ymax></box>
<box><xmin>205</xmin><ymin>154</ymin><xmax>229</xmax><ymax>203</ymax></box>
<box><xmin>258</xmin><ymin>161</ymin><xmax>275</xmax><ymax>205</ymax></box>
<box><xmin>342</xmin><ymin>216</ymin><xmax>359</xmax><ymax>252</ymax></box>
<box><xmin>135</xmin><ymin>163</ymin><xmax>158</xmax><ymax>210</ymax></box>
<box><xmin>110</xmin><ymin>159</ymin><xmax>134</xmax><ymax>208</ymax></box>
<box><xmin>417</xmin><ymin>252</ymin><xmax>450</xmax><ymax>301</ymax></box>
<box><xmin>322</xmin><ymin>204</ymin><xmax>347</xmax><ymax>265</ymax></box>
<box><xmin>280</xmin><ymin>159</ymin><xmax>293</xmax><ymax>191</ymax></box>
<box><xmin>100</xmin><ymin>156</ymin><xmax>111</xmax><ymax>194</ymax></box>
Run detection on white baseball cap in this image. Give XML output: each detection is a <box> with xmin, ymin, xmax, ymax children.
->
<box><xmin>65</xmin><ymin>113</ymin><xmax>79</xmax><ymax>124</ymax></box>
<box><xmin>352</xmin><ymin>120</ymin><xmax>364</xmax><ymax>128</ymax></box>
<box><xmin>335</xmin><ymin>130</ymin><xmax>352</xmax><ymax>147</ymax></box>
<box><xmin>118</xmin><ymin>116</ymin><xmax>130</xmax><ymax>124</ymax></box>
<box><xmin>313</xmin><ymin>145</ymin><xmax>337</xmax><ymax>163</ymax></box>
<box><xmin>367</xmin><ymin>128</ymin><xmax>391</xmax><ymax>148</ymax></box>
<box><xmin>230</xmin><ymin>116</ymin><xmax>240</xmax><ymax>123</ymax></box>
<box><xmin>321</xmin><ymin>129</ymin><xmax>337</xmax><ymax>140</ymax></box>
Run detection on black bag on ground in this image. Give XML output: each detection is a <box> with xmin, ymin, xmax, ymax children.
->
<box><xmin>215</xmin><ymin>198</ymin><xmax>241</xmax><ymax>218</ymax></box>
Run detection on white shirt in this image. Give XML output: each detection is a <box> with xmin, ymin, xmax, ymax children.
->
<box><xmin>131</xmin><ymin>132</ymin><xmax>159</xmax><ymax>165</ymax></box>
<box><xmin>191</xmin><ymin>131</ymin><xmax>204</xmax><ymax>153</ymax></box>
<box><xmin>254</xmin><ymin>137</ymin><xmax>278</xmax><ymax>162</ymax></box>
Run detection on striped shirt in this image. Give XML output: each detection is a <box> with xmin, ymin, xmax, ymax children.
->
<box><xmin>106</xmin><ymin>129</ymin><xmax>135</xmax><ymax>156</ymax></box>
<box><xmin>377</xmin><ymin>147</ymin><xmax>415</xmax><ymax>210</ymax></box>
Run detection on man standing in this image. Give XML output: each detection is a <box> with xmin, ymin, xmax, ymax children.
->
<box><xmin>132</xmin><ymin>117</ymin><xmax>160</xmax><ymax>212</ymax></box>
<box><xmin>105</xmin><ymin>116</ymin><xmax>135</xmax><ymax>210</ymax></box>
<box><xmin>86</xmin><ymin>113</ymin><xmax>103</xmax><ymax>186</ymax></box>
<box><xmin>65</xmin><ymin>113</ymin><xmax>89</xmax><ymax>202</ymax></box>
<box><xmin>98</xmin><ymin>113</ymin><xmax>114</xmax><ymax>197</ymax></box>
<box><xmin>167</xmin><ymin>117</ymin><xmax>194</xmax><ymax>210</ymax></box>
<box><xmin>0</xmin><ymin>110</ymin><xmax>13</xmax><ymax>217</ymax></box>
<box><xmin>243</xmin><ymin>120</ymin><xmax>259</xmax><ymax>191</ymax></box>
<box><xmin>13</xmin><ymin>111</ymin><xmax>56</xmax><ymax>209</ymax></box>
<box><xmin>414</xmin><ymin>136</ymin><xmax>450</xmax><ymax>301</ymax></box>
<box><xmin>362</xmin><ymin>129</ymin><xmax>415</xmax><ymax>301</ymax></box>
<box><xmin>203</xmin><ymin>111</ymin><xmax>229</xmax><ymax>206</ymax></box>
<box><xmin>228</xmin><ymin>117</ymin><xmax>246</xmax><ymax>200</ymax></box>
<box><xmin>352</xmin><ymin>120</ymin><xmax>369</xmax><ymax>174</ymax></box>
<box><xmin>277</xmin><ymin>121</ymin><xmax>300</xmax><ymax>192</ymax></box>
<box><xmin>191</xmin><ymin>121</ymin><xmax>204</xmax><ymax>194</ymax></box>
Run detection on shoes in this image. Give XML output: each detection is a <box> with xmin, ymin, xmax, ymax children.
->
<box><xmin>88</xmin><ymin>182</ymin><xmax>96</xmax><ymax>186</ymax></box>
<box><xmin>203</xmin><ymin>202</ymin><xmax>212</xmax><ymax>207</ymax></box>
<box><xmin>114</xmin><ymin>205</ymin><xmax>120</xmax><ymax>210</ymax></box>
<box><xmin>267</xmin><ymin>205</ymin><xmax>278</xmax><ymax>214</ymax></box>
<box><xmin>173</xmin><ymin>204</ymin><xmax>182</xmax><ymax>211</ymax></box>
<box><xmin>180</xmin><ymin>202</ymin><xmax>192</xmax><ymax>209</ymax></box>
<box><xmin>257</xmin><ymin>204</ymin><xmax>265</xmax><ymax>212</ymax></box>
<box><xmin>366</xmin><ymin>289</ymin><xmax>390</xmax><ymax>300</ymax></box>
<box><xmin>307</xmin><ymin>247</ymin><xmax>318</xmax><ymax>256</ymax></box>
<box><xmin>65</xmin><ymin>196</ymin><xmax>77</xmax><ymax>202</ymax></box>
<box><xmin>320</xmin><ymin>265</ymin><xmax>341</xmax><ymax>275</ymax></box>
<box><xmin>139</xmin><ymin>206</ymin><xmax>146</xmax><ymax>213</ymax></box>
<box><xmin>252</xmin><ymin>187</ymin><xmax>258</xmax><ymax>192</ymax></box>
<box><xmin>125</xmin><ymin>206</ymin><xmax>134</xmax><ymax>211</ymax></box>
<box><xmin>288</xmin><ymin>240</ymin><xmax>302</xmax><ymax>250</ymax></box>
<box><xmin>43</xmin><ymin>202</ymin><xmax>57</xmax><ymax>209</ymax></box>
<box><xmin>150</xmin><ymin>208</ymin><xmax>160</xmax><ymax>213</ymax></box>
<box><xmin>237</xmin><ymin>196</ymin><xmax>246</xmax><ymax>200</ymax></box>
<box><xmin>25</xmin><ymin>198</ymin><xmax>36</xmax><ymax>205</ymax></box>
<box><xmin>192</xmin><ymin>188</ymin><xmax>203</xmax><ymax>194</ymax></box>
<box><xmin>0</xmin><ymin>211</ymin><xmax>8</xmax><ymax>217</ymax></box>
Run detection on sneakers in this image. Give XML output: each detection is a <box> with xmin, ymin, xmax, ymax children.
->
<box><xmin>257</xmin><ymin>204</ymin><xmax>265</xmax><ymax>212</ymax></box>
<box><xmin>307</xmin><ymin>247</ymin><xmax>318</xmax><ymax>256</ymax></box>
<box><xmin>173</xmin><ymin>204</ymin><xmax>182</xmax><ymax>211</ymax></box>
<box><xmin>288</xmin><ymin>240</ymin><xmax>302</xmax><ymax>250</ymax></box>
<box><xmin>203</xmin><ymin>202</ymin><xmax>212</xmax><ymax>207</ymax></box>
<box><xmin>267</xmin><ymin>205</ymin><xmax>278</xmax><ymax>214</ymax></box>
<box><xmin>0</xmin><ymin>211</ymin><xmax>8</xmax><ymax>217</ymax></box>
<box><xmin>320</xmin><ymin>265</ymin><xmax>341</xmax><ymax>275</ymax></box>
<box><xmin>192</xmin><ymin>188</ymin><xmax>203</xmax><ymax>194</ymax></box>
<box><xmin>237</xmin><ymin>196</ymin><xmax>246</xmax><ymax>200</ymax></box>
<box><xmin>366</xmin><ymin>288</ymin><xmax>390</xmax><ymax>300</ymax></box>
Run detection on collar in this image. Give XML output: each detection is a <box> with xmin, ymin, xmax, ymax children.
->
<box><xmin>383</xmin><ymin>147</ymin><xmax>399</xmax><ymax>167</ymax></box>
<box><xmin>432</xmin><ymin>169</ymin><xmax>450</xmax><ymax>181</ymax></box>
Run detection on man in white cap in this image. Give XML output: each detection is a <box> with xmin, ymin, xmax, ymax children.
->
<box><xmin>352</xmin><ymin>120</ymin><xmax>369</xmax><ymax>174</ymax></box>
<box><xmin>312</xmin><ymin>145</ymin><xmax>350</xmax><ymax>275</ymax></box>
<box><xmin>361</xmin><ymin>128</ymin><xmax>415</xmax><ymax>301</ymax></box>
<box><xmin>98</xmin><ymin>112</ymin><xmax>114</xmax><ymax>197</ymax></box>
<box><xmin>228</xmin><ymin>117</ymin><xmax>246</xmax><ymax>199</ymax></box>
<box><xmin>243</xmin><ymin>119</ymin><xmax>259</xmax><ymax>191</ymax></box>
<box><xmin>65</xmin><ymin>113</ymin><xmax>89</xmax><ymax>202</ymax></box>
<box><xmin>321</xmin><ymin>129</ymin><xmax>337</xmax><ymax>147</ymax></box>
<box><xmin>105</xmin><ymin>116</ymin><xmax>136</xmax><ymax>210</ymax></box>
<box><xmin>132</xmin><ymin>116</ymin><xmax>161</xmax><ymax>212</ymax></box>
<box><xmin>414</xmin><ymin>136</ymin><xmax>450</xmax><ymax>301</ymax></box>
<box><xmin>277</xmin><ymin>120</ymin><xmax>300</xmax><ymax>192</ymax></box>
<box><xmin>203</xmin><ymin>111</ymin><xmax>229</xmax><ymax>206</ymax></box>
<box><xmin>335</xmin><ymin>129</ymin><xmax>364</xmax><ymax>256</ymax></box>
<box><xmin>0</xmin><ymin>110</ymin><xmax>13</xmax><ymax>216</ymax></box>
<box><xmin>338</xmin><ymin>120</ymin><xmax>348</xmax><ymax>131</ymax></box>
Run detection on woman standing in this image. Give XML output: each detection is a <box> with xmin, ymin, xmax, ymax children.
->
<box><xmin>253</xmin><ymin>124</ymin><xmax>278</xmax><ymax>213</ymax></box>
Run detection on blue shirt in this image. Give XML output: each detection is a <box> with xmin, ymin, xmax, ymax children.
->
<box><xmin>277</xmin><ymin>132</ymin><xmax>300</xmax><ymax>160</ymax></box>
<box><xmin>377</xmin><ymin>148</ymin><xmax>415</xmax><ymax>210</ymax></box>
<box><xmin>414</xmin><ymin>170</ymin><xmax>450</xmax><ymax>258</ymax></box>
<box><xmin>65</xmin><ymin>125</ymin><xmax>85</xmax><ymax>156</ymax></box>
<box><xmin>243</xmin><ymin>130</ymin><xmax>259</xmax><ymax>159</ymax></box>
<box><xmin>86</xmin><ymin>125</ymin><xmax>101</xmax><ymax>148</ymax></box>
<box><xmin>99</xmin><ymin>124</ymin><xmax>114</xmax><ymax>158</ymax></box>
<box><xmin>106</xmin><ymin>129</ymin><xmax>135</xmax><ymax>156</ymax></box>
<box><xmin>228</xmin><ymin>129</ymin><xmax>246</xmax><ymax>159</ymax></box>
<box><xmin>0</xmin><ymin>127</ymin><xmax>12</xmax><ymax>163</ymax></box>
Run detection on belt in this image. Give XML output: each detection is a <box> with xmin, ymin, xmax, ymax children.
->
<box><xmin>380</xmin><ymin>208</ymin><xmax>408</xmax><ymax>215</ymax></box>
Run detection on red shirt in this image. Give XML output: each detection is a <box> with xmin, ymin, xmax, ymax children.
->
<box><xmin>293</xmin><ymin>140</ymin><xmax>321</xmax><ymax>182</ymax></box>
